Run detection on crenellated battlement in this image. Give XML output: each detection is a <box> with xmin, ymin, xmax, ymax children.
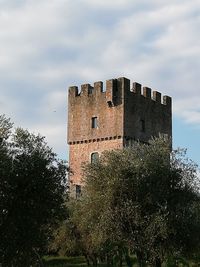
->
<box><xmin>68</xmin><ymin>76</ymin><xmax>172</xmax><ymax>192</ymax></box>
<box><xmin>68</xmin><ymin>77</ymin><xmax>171</xmax><ymax>107</ymax></box>
<box><xmin>68</xmin><ymin>81</ymin><xmax>104</xmax><ymax>97</ymax></box>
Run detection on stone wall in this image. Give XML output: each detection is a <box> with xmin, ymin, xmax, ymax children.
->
<box><xmin>69</xmin><ymin>138</ymin><xmax>123</xmax><ymax>186</ymax></box>
<box><xmin>67</xmin><ymin>77</ymin><xmax>172</xmax><ymax>193</ymax></box>
<box><xmin>123</xmin><ymin>78</ymin><xmax>172</xmax><ymax>143</ymax></box>
<box><xmin>68</xmin><ymin>79</ymin><xmax>124</xmax><ymax>144</ymax></box>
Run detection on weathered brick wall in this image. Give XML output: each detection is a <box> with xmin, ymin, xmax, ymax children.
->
<box><xmin>67</xmin><ymin>77</ymin><xmax>172</xmax><ymax>191</ymax></box>
<box><xmin>69</xmin><ymin>138</ymin><xmax>123</xmax><ymax>186</ymax></box>
<box><xmin>123</xmin><ymin>78</ymin><xmax>172</xmax><ymax>143</ymax></box>
<box><xmin>68</xmin><ymin>79</ymin><xmax>124</xmax><ymax>144</ymax></box>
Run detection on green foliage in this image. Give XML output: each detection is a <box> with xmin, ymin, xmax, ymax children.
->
<box><xmin>0</xmin><ymin>115</ymin><xmax>68</xmax><ymax>266</ymax></box>
<box><xmin>43</xmin><ymin>256</ymin><xmax>86</xmax><ymax>266</ymax></box>
<box><xmin>165</xmin><ymin>256</ymin><xmax>189</xmax><ymax>267</ymax></box>
<box><xmin>0</xmin><ymin>114</ymin><xmax>13</xmax><ymax>140</ymax></box>
<box><xmin>75</xmin><ymin>136</ymin><xmax>200</xmax><ymax>266</ymax></box>
<box><xmin>50</xmin><ymin>203</ymin><xmax>83</xmax><ymax>257</ymax></box>
<box><xmin>49</xmin><ymin>136</ymin><xmax>200</xmax><ymax>266</ymax></box>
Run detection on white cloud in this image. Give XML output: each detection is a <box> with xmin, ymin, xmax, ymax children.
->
<box><xmin>83</xmin><ymin>0</ymin><xmax>135</xmax><ymax>9</ymax></box>
<box><xmin>173</xmin><ymin>98</ymin><xmax>200</xmax><ymax>126</ymax></box>
<box><xmin>0</xmin><ymin>0</ymin><xmax>199</xmax><ymax>159</ymax></box>
<box><xmin>28</xmin><ymin>123</ymin><xmax>67</xmax><ymax>159</ymax></box>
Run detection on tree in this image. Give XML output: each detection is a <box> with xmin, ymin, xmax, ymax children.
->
<box><xmin>49</xmin><ymin>200</ymin><xmax>83</xmax><ymax>258</ymax></box>
<box><xmin>50</xmin><ymin>198</ymin><xmax>103</xmax><ymax>266</ymax></box>
<box><xmin>0</xmin><ymin>115</ymin><xmax>67</xmax><ymax>267</ymax></box>
<box><xmin>78</xmin><ymin>137</ymin><xmax>200</xmax><ymax>267</ymax></box>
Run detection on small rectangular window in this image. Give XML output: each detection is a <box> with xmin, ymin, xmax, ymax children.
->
<box><xmin>140</xmin><ymin>119</ymin><xmax>145</xmax><ymax>132</ymax></box>
<box><xmin>92</xmin><ymin>117</ymin><xmax>97</xmax><ymax>128</ymax></box>
<box><xmin>75</xmin><ymin>185</ymin><xmax>81</xmax><ymax>199</ymax></box>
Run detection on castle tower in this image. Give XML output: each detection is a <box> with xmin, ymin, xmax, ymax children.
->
<box><xmin>68</xmin><ymin>77</ymin><xmax>172</xmax><ymax>197</ymax></box>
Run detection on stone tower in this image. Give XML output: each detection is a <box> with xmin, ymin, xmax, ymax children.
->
<box><xmin>68</xmin><ymin>77</ymin><xmax>172</xmax><ymax>197</ymax></box>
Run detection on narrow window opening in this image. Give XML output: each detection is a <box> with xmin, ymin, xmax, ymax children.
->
<box><xmin>91</xmin><ymin>152</ymin><xmax>99</xmax><ymax>164</ymax></box>
<box><xmin>91</xmin><ymin>117</ymin><xmax>98</xmax><ymax>128</ymax></box>
<box><xmin>75</xmin><ymin>184</ymin><xmax>81</xmax><ymax>199</ymax></box>
<box><xmin>88</xmin><ymin>87</ymin><xmax>93</xmax><ymax>94</ymax></box>
<box><xmin>140</xmin><ymin>119</ymin><xmax>145</xmax><ymax>132</ymax></box>
<box><xmin>107</xmin><ymin>100</ymin><xmax>113</xmax><ymax>107</ymax></box>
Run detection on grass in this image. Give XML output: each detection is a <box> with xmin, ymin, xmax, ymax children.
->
<box><xmin>43</xmin><ymin>256</ymin><xmax>130</xmax><ymax>267</ymax></box>
<box><xmin>43</xmin><ymin>255</ymin><xmax>200</xmax><ymax>267</ymax></box>
<box><xmin>43</xmin><ymin>256</ymin><xmax>87</xmax><ymax>267</ymax></box>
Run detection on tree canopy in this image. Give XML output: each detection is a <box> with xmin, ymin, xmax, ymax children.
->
<box><xmin>65</xmin><ymin>137</ymin><xmax>200</xmax><ymax>267</ymax></box>
<box><xmin>0</xmin><ymin>115</ymin><xmax>67</xmax><ymax>267</ymax></box>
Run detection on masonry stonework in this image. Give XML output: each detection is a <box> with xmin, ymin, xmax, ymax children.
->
<box><xmin>67</xmin><ymin>77</ymin><xmax>172</xmax><ymax>196</ymax></box>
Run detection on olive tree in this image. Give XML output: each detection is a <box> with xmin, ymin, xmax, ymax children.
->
<box><xmin>0</xmin><ymin>115</ymin><xmax>67</xmax><ymax>267</ymax></box>
<box><xmin>78</xmin><ymin>137</ymin><xmax>200</xmax><ymax>267</ymax></box>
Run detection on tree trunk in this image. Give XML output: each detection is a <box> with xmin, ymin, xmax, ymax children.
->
<box><xmin>119</xmin><ymin>257</ymin><xmax>123</xmax><ymax>267</ymax></box>
<box><xmin>33</xmin><ymin>249</ymin><xmax>44</xmax><ymax>267</ymax></box>
<box><xmin>84</xmin><ymin>254</ymin><xmax>90</xmax><ymax>266</ymax></box>
<box><xmin>92</xmin><ymin>257</ymin><xmax>97</xmax><ymax>267</ymax></box>
<box><xmin>136</xmin><ymin>251</ymin><xmax>145</xmax><ymax>267</ymax></box>
<box><xmin>125</xmin><ymin>254</ymin><xmax>133</xmax><ymax>267</ymax></box>
<box><xmin>154</xmin><ymin>257</ymin><xmax>161</xmax><ymax>267</ymax></box>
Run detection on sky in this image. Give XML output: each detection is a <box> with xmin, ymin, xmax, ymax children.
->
<box><xmin>0</xmin><ymin>0</ymin><xmax>199</xmax><ymax>166</ymax></box>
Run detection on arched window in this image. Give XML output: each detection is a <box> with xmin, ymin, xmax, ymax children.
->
<box><xmin>91</xmin><ymin>152</ymin><xmax>99</xmax><ymax>164</ymax></box>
